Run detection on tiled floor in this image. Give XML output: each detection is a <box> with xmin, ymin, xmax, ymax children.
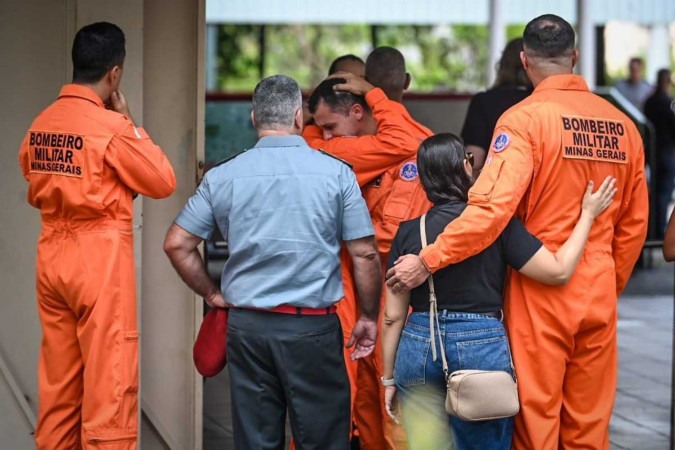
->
<box><xmin>611</xmin><ymin>257</ymin><xmax>673</xmax><ymax>450</ymax></box>
<box><xmin>611</xmin><ymin>294</ymin><xmax>672</xmax><ymax>450</ymax></box>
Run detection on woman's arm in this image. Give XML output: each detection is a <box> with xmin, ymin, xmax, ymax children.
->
<box><xmin>519</xmin><ymin>176</ymin><xmax>617</xmax><ymax>285</ymax></box>
<box><xmin>382</xmin><ymin>286</ymin><xmax>411</xmax><ymax>379</ymax></box>
<box><xmin>382</xmin><ymin>285</ymin><xmax>411</xmax><ymax>421</ymax></box>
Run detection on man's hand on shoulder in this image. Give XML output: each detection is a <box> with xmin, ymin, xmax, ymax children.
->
<box><xmin>328</xmin><ymin>71</ymin><xmax>375</xmax><ymax>97</ymax></box>
<box><xmin>385</xmin><ymin>254</ymin><xmax>430</xmax><ymax>292</ymax></box>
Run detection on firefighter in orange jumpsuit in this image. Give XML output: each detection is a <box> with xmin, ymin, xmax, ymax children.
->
<box><xmin>18</xmin><ymin>23</ymin><xmax>176</xmax><ymax>449</ymax></box>
<box><xmin>386</xmin><ymin>15</ymin><xmax>648</xmax><ymax>450</ymax></box>
<box><xmin>304</xmin><ymin>46</ymin><xmax>433</xmax><ymax>449</ymax></box>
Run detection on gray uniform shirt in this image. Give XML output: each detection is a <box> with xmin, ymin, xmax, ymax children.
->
<box><xmin>614</xmin><ymin>79</ymin><xmax>653</xmax><ymax>110</ymax></box>
<box><xmin>175</xmin><ymin>135</ymin><xmax>374</xmax><ymax>309</ymax></box>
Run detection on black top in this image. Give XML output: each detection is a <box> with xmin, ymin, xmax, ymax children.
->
<box><xmin>644</xmin><ymin>91</ymin><xmax>675</xmax><ymax>151</ymax></box>
<box><xmin>387</xmin><ymin>200</ymin><xmax>542</xmax><ymax>313</ymax></box>
<box><xmin>461</xmin><ymin>86</ymin><xmax>532</xmax><ymax>150</ymax></box>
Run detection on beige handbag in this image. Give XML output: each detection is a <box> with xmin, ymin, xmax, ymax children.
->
<box><xmin>420</xmin><ymin>214</ymin><xmax>520</xmax><ymax>422</ymax></box>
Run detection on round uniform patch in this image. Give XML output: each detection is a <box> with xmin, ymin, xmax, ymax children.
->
<box><xmin>399</xmin><ymin>162</ymin><xmax>418</xmax><ymax>181</ymax></box>
<box><xmin>493</xmin><ymin>133</ymin><xmax>510</xmax><ymax>152</ymax></box>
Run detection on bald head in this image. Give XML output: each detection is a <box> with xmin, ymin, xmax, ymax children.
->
<box><xmin>366</xmin><ymin>46</ymin><xmax>409</xmax><ymax>102</ymax></box>
<box><xmin>328</xmin><ymin>54</ymin><xmax>365</xmax><ymax>77</ymax></box>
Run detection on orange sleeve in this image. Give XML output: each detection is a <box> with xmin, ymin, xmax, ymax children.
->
<box><xmin>303</xmin><ymin>88</ymin><xmax>419</xmax><ymax>186</ymax></box>
<box><xmin>105</xmin><ymin>123</ymin><xmax>176</xmax><ymax>199</ymax></box>
<box><xmin>612</xmin><ymin>134</ymin><xmax>649</xmax><ymax>296</ymax></box>
<box><xmin>420</xmin><ymin>112</ymin><xmax>534</xmax><ymax>272</ymax></box>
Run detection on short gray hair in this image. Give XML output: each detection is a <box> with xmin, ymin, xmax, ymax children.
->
<box><xmin>252</xmin><ymin>75</ymin><xmax>302</xmax><ymax>130</ymax></box>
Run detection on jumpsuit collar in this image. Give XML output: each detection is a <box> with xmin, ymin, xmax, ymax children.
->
<box><xmin>534</xmin><ymin>74</ymin><xmax>589</xmax><ymax>93</ymax></box>
<box><xmin>58</xmin><ymin>84</ymin><xmax>105</xmax><ymax>108</ymax></box>
<box><xmin>254</xmin><ymin>134</ymin><xmax>307</xmax><ymax>148</ymax></box>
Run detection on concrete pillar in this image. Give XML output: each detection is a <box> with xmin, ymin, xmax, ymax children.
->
<box><xmin>577</xmin><ymin>0</ymin><xmax>596</xmax><ymax>90</ymax></box>
<box><xmin>142</xmin><ymin>0</ymin><xmax>204</xmax><ymax>448</ymax></box>
<box><xmin>646</xmin><ymin>24</ymin><xmax>671</xmax><ymax>86</ymax></box>
<box><xmin>0</xmin><ymin>2</ymin><xmax>68</xmax><ymax>447</ymax></box>
<box><xmin>487</xmin><ymin>0</ymin><xmax>505</xmax><ymax>88</ymax></box>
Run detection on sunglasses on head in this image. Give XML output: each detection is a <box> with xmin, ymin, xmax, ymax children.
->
<box><xmin>464</xmin><ymin>152</ymin><xmax>474</xmax><ymax>166</ymax></box>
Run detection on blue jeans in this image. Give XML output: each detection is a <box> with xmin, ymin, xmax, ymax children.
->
<box><xmin>394</xmin><ymin>312</ymin><xmax>513</xmax><ymax>450</ymax></box>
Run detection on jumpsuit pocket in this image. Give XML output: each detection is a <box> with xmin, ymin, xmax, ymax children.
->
<box><xmin>456</xmin><ymin>335</ymin><xmax>512</xmax><ymax>374</ymax></box>
<box><xmin>469</xmin><ymin>158</ymin><xmax>504</xmax><ymax>203</ymax></box>
<box><xmin>383</xmin><ymin>175</ymin><xmax>418</xmax><ymax>221</ymax></box>
<box><xmin>394</xmin><ymin>330</ymin><xmax>431</xmax><ymax>387</ymax></box>
<box><xmin>122</xmin><ymin>331</ymin><xmax>140</xmax><ymax>396</ymax></box>
<box><xmin>87</xmin><ymin>434</ymin><xmax>137</xmax><ymax>447</ymax></box>
<box><xmin>118</xmin><ymin>331</ymin><xmax>139</xmax><ymax>433</ymax></box>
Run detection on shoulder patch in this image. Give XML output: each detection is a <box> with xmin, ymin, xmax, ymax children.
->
<box><xmin>210</xmin><ymin>149</ymin><xmax>249</xmax><ymax>169</ymax></box>
<box><xmin>318</xmin><ymin>149</ymin><xmax>353</xmax><ymax>169</ymax></box>
<box><xmin>399</xmin><ymin>161</ymin><xmax>418</xmax><ymax>181</ymax></box>
<box><xmin>493</xmin><ymin>133</ymin><xmax>510</xmax><ymax>152</ymax></box>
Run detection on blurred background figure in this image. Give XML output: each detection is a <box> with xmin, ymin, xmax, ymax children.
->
<box><xmin>329</xmin><ymin>54</ymin><xmax>366</xmax><ymax>77</ymax></box>
<box><xmin>365</xmin><ymin>46</ymin><xmax>411</xmax><ymax>102</ymax></box>
<box><xmin>644</xmin><ymin>68</ymin><xmax>675</xmax><ymax>238</ymax></box>
<box><xmin>614</xmin><ymin>57</ymin><xmax>653</xmax><ymax>110</ymax></box>
<box><xmin>460</xmin><ymin>38</ymin><xmax>532</xmax><ymax>178</ymax></box>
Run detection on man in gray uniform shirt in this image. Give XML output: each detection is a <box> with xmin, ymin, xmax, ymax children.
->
<box><xmin>164</xmin><ymin>75</ymin><xmax>381</xmax><ymax>450</ymax></box>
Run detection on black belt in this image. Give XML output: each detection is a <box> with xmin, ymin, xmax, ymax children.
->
<box><xmin>477</xmin><ymin>311</ymin><xmax>503</xmax><ymax>320</ymax></box>
<box><xmin>412</xmin><ymin>309</ymin><xmax>503</xmax><ymax>320</ymax></box>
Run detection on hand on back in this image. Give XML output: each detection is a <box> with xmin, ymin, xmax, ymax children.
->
<box><xmin>582</xmin><ymin>176</ymin><xmax>618</xmax><ymax>219</ymax></box>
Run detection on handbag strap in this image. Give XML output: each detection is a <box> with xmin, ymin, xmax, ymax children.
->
<box><xmin>420</xmin><ymin>215</ymin><xmax>449</xmax><ymax>379</ymax></box>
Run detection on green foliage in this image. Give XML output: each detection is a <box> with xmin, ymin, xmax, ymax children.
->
<box><xmin>506</xmin><ymin>24</ymin><xmax>525</xmax><ymax>41</ymax></box>
<box><xmin>264</xmin><ymin>25</ymin><xmax>371</xmax><ymax>88</ymax></box>
<box><xmin>214</xmin><ymin>24</ymin><xmax>496</xmax><ymax>92</ymax></box>
<box><xmin>216</xmin><ymin>25</ymin><xmax>263</xmax><ymax>91</ymax></box>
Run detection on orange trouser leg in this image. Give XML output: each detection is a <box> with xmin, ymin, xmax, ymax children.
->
<box><xmin>354</xmin><ymin>285</ymin><xmax>409</xmax><ymax>450</ymax></box>
<box><xmin>560</xmin><ymin>266</ymin><xmax>617</xmax><ymax>450</ymax></box>
<box><xmin>354</xmin><ymin>340</ymin><xmax>409</xmax><ymax>450</ymax></box>
<box><xmin>35</xmin><ymin>284</ymin><xmax>84</xmax><ymax>449</ymax></box>
<box><xmin>35</xmin><ymin>228</ymin><xmax>138</xmax><ymax>450</ymax></box>
<box><xmin>340</xmin><ymin>249</ymin><xmax>359</xmax><ymax>434</ymax></box>
<box><xmin>507</xmin><ymin>257</ymin><xmax>616</xmax><ymax>450</ymax></box>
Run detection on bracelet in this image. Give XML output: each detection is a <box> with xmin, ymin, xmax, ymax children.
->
<box><xmin>380</xmin><ymin>376</ymin><xmax>396</xmax><ymax>387</ymax></box>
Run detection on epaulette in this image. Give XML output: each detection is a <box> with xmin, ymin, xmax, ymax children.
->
<box><xmin>318</xmin><ymin>149</ymin><xmax>353</xmax><ymax>169</ymax></box>
<box><xmin>210</xmin><ymin>148</ymin><xmax>249</xmax><ymax>169</ymax></box>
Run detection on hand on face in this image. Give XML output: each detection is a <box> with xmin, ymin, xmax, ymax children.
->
<box><xmin>109</xmin><ymin>90</ymin><xmax>134</xmax><ymax>123</ymax></box>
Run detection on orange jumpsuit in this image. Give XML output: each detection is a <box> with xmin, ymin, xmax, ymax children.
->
<box><xmin>419</xmin><ymin>75</ymin><xmax>648</xmax><ymax>450</ymax></box>
<box><xmin>304</xmin><ymin>87</ymin><xmax>433</xmax><ymax>449</ymax></box>
<box><xmin>18</xmin><ymin>84</ymin><xmax>176</xmax><ymax>449</ymax></box>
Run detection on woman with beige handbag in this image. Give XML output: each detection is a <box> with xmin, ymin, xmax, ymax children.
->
<box><xmin>381</xmin><ymin>133</ymin><xmax>616</xmax><ymax>450</ymax></box>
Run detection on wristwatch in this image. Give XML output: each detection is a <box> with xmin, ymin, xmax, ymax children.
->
<box><xmin>380</xmin><ymin>376</ymin><xmax>396</xmax><ymax>387</ymax></box>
